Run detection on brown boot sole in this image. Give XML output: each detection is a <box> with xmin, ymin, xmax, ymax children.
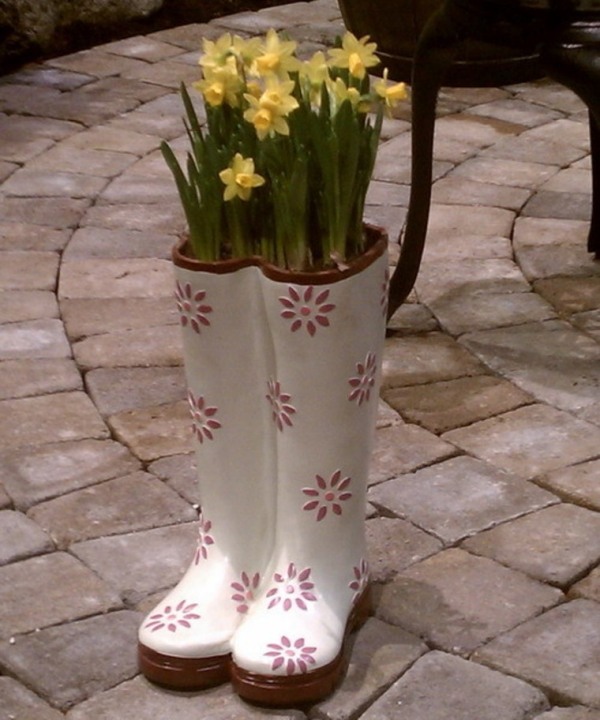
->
<box><xmin>138</xmin><ymin>644</ymin><xmax>230</xmax><ymax>690</ymax></box>
<box><xmin>230</xmin><ymin>585</ymin><xmax>372</xmax><ymax>707</ymax></box>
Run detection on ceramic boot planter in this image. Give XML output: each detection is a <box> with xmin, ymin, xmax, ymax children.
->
<box><xmin>230</xmin><ymin>228</ymin><xmax>388</xmax><ymax>706</ymax></box>
<box><xmin>138</xmin><ymin>249</ymin><xmax>278</xmax><ymax>690</ymax></box>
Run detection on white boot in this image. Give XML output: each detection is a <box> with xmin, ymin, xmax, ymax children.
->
<box><xmin>231</xmin><ymin>232</ymin><xmax>388</xmax><ymax>705</ymax></box>
<box><xmin>139</xmin><ymin>251</ymin><xmax>277</xmax><ymax>689</ymax></box>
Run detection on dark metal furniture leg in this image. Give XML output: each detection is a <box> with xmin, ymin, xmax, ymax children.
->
<box><xmin>588</xmin><ymin>109</ymin><xmax>599</xmax><ymax>256</ymax></box>
<box><xmin>538</xmin><ymin>23</ymin><xmax>600</xmax><ymax>256</ymax></box>
<box><xmin>387</xmin><ymin>7</ymin><xmax>462</xmax><ymax>320</ymax></box>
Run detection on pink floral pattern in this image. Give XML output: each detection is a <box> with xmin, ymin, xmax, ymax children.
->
<box><xmin>188</xmin><ymin>391</ymin><xmax>222</xmax><ymax>443</ymax></box>
<box><xmin>349</xmin><ymin>558</ymin><xmax>369</xmax><ymax>601</ymax></box>
<box><xmin>175</xmin><ymin>281</ymin><xmax>213</xmax><ymax>334</ymax></box>
<box><xmin>266</xmin><ymin>563</ymin><xmax>317</xmax><ymax>611</ymax></box>
<box><xmin>194</xmin><ymin>515</ymin><xmax>215</xmax><ymax>564</ymax></box>
<box><xmin>266</xmin><ymin>379</ymin><xmax>297</xmax><ymax>431</ymax></box>
<box><xmin>279</xmin><ymin>285</ymin><xmax>336</xmax><ymax>336</ymax></box>
<box><xmin>348</xmin><ymin>352</ymin><xmax>377</xmax><ymax>405</ymax></box>
<box><xmin>231</xmin><ymin>571</ymin><xmax>261</xmax><ymax>614</ymax></box>
<box><xmin>302</xmin><ymin>470</ymin><xmax>353</xmax><ymax>521</ymax></box>
<box><xmin>264</xmin><ymin>636</ymin><xmax>318</xmax><ymax>675</ymax></box>
<box><xmin>144</xmin><ymin>599</ymin><xmax>201</xmax><ymax>633</ymax></box>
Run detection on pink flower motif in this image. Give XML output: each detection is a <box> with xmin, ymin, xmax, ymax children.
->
<box><xmin>266</xmin><ymin>379</ymin><xmax>297</xmax><ymax>431</ymax></box>
<box><xmin>188</xmin><ymin>391</ymin><xmax>222</xmax><ymax>443</ymax></box>
<box><xmin>266</xmin><ymin>563</ymin><xmax>317</xmax><ymax>611</ymax></box>
<box><xmin>144</xmin><ymin>599</ymin><xmax>201</xmax><ymax>633</ymax></box>
<box><xmin>231</xmin><ymin>571</ymin><xmax>261</xmax><ymax>614</ymax></box>
<box><xmin>381</xmin><ymin>266</ymin><xmax>390</xmax><ymax>318</ymax></box>
<box><xmin>264</xmin><ymin>636</ymin><xmax>318</xmax><ymax>675</ymax></box>
<box><xmin>302</xmin><ymin>470</ymin><xmax>353</xmax><ymax>521</ymax></box>
<box><xmin>349</xmin><ymin>558</ymin><xmax>369</xmax><ymax>600</ymax></box>
<box><xmin>194</xmin><ymin>515</ymin><xmax>215</xmax><ymax>564</ymax></box>
<box><xmin>279</xmin><ymin>285</ymin><xmax>336</xmax><ymax>336</ymax></box>
<box><xmin>348</xmin><ymin>352</ymin><xmax>377</xmax><ymax>405</ymax></box>
<box><xmin>175</xmin><ymin>281</ymin><xmax>213</xmax><ymax>334</ymax></box>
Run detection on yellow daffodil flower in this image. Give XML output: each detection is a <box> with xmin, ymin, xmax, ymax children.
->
<box><xmin>252</xmin><ymin>29</ymin><xmax>301</xmax><ymax>77</ymax></box>
<box><xmin>194</xmin><ymin>57</ymin><xmax>243</xmax><ymax>107</ymax></box>
<box><xmin>299</xmin><ymin>51</ymin><xmax>329</xmax><ymax>104</ymax></box>
<box><xmin>244</xmin><ymin>78</ymin><xmax>299</xmax><ymax>139</ymax></box>
<box><xmin>374</xmin><ymin>68</ymin><xmax>407</xmax><ymax>112</ymax></box>
<box><xmin>330</xmin><ymin>77</ymin><xmax>366</xmax><ymax>112</ymax></box>
<box><xmin>328</xmin><ymin>32</ymin><xmax>379</xmax><ymax>80</ymax></box>
<box><xmin>200</xmin><ymin>33</ymin><xmax>235</xmax><ymax>70</ymax></box>
<box><xmin>219</xmin><ymin>153</ymin><xmax>265</xmax><ymax>201</ymax></box>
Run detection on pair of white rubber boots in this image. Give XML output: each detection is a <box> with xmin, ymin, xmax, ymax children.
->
<box><xmin>138</xmin><ymin>234</ymin><xmax>388</xmax><ymax>705</ymax></box>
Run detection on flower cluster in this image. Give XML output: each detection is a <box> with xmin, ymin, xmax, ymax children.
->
<box><xmin>163</xmin><ymin>29</ymin><xmax>407</xmax><ymax>270</ymax></box>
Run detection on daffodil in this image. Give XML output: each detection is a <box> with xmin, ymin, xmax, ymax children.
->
<box><xmin>251</xmin><ymin>29</ymin><xmax>301</xmax><ymax>77</ymax></box>
<box><xmin>330</xmin><ymin>77</ymin><xmax>366</xmax><ymax>112</ymax></box>
<box><xmin>374</xmin><ymin>68</ymin><xmax>407</xmax><ymax>113</ymax></box>
<box><xmin>162</xmin><ymin>29</ymin><xmax>408</xmax><ymax>267</ymax></box>
<box><xmin>219</xmin><ymin>153</ymin><xmax>265</xmax><ymax>201</ymax></box>
<box><xmin>200</xmin><ymin>33</ymin><xmax>235</xmax><ymax>70</ymax></box>
<box><xmin>328</xmin><ymin>32</ymin><xmax>379</xmax><ymax>80</ymax></box>
<box><xmin>299</xmin><ymin>51</ymin><xmax>329</xmax><ymax>104</ymax></box>
<box><xmin>194</xmin><ymin>57</ymin><xmax>243</xmax><ymax>107</ymax></box>
<box><xmin>243</xmin><ymin>78</ymin><xmax>299</xmax><ymax>139</ymax></box>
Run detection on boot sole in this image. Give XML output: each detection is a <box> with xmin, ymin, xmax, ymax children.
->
<box><xmin>230</xmin><ymin>585</ymin><xmax>372</xmax><ymax>707</ymax></box>
<box><xmin>138</xmin><ymin>644</ymin><xmax>230</xmax><ymax>690</ymax></box>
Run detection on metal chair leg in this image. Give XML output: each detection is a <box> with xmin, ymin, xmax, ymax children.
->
<box><xmin>538</xmin><ymin>24</ymin><xmax>600</xmax><ymax>256</ymax></box>
<box><xmin>589</xmin><ymin>109</ymin><xmax>600</xmax><ymax>256</ymax></box>
<box><xmin>387</xmin><ymin>6</ymin><xmax>462</xmax><ymax>320</ymax></box>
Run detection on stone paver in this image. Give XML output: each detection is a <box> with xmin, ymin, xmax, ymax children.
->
<box><xmin>535</xmin><ymin>710</ymin><xmax>600</xmax><ymax>720</ymax></box>
<box><xmin>0</xmin><ymin>358</ymin><xmax>82</xmax><ymax>400</ymax></box>
<box><xmin>376</xmin><ymin>548</ymin><xmax>562</xmax><ymax>654</ymax></box>
<box><xmin>443</xmin><ymin>404</ymin><xmax>600</xmax><ymax>478</ymax></box>
<box><xmin>1</xmin><ymin>2</ymin><xmax>599</xmax><ymax>718</ymax></box>
<box><xmin>58</xmin><ymin>257</ymin><xmax>174</xmax><ymax>299</ymax></box>
<box><xmin>65</xmin><ymin>676</ymin><xmax>307</xmax><ymax>720</ymax></box>
<box><xmin>369</xmin><ymin>456</ymin><xmax>557</xmax><ymax>544</ymax></box>
<box><xmin>360</xmin><ymin>651</ymin><xmax>549</xmax><ymax>720</ymax></box>
<box><xmin>0</xmin><ymin>438</ymin><xmax>141</xmax><ymax>510</ymax></box>
<box><xmin>382</xmin><ymin>332</ymin><xmax>486</xmax><ymax>389</ymax></box>
<box><xmin>382</xmin><ymin>375</ymin><xmax>533</xmax><ymax>433</ymax></box>
<box><xmin>72</xmin><ymin>324</ymin><xmax>183</xmax><ymax>370</ymax></box>
<box><xmin>0</xmin><ymin>392</ymin><xmax>108</xmax><ymax>452</ymax></box>
<box><xmin>462</xmin><ymin>503</ymin><xmax>600</xmax><ymax>587</ymax></box>
<box><xmin>428</xmin><ymin>290</ymin><xmax>556</xmax><ymax>336</ymax></box>
<box><xmin>0</xmin><ymin>318</ymin><xmax>71</xmax><ymax>360</ymax></box>
<box><xmin>0</xmin><ymin>676</ymin><xmax>64</xmax><ymax>720</ymax></box>
<box><xmin>147</xmin><ymin>452</ymin><xmax>199</xmax><ymax>505</ymax></box>
<box><xmin>28</xmin><ymin>471</ymin><xmax>196</xmax><ymax>548</ymax></box>
<box><xmin>0</xmin><ymin>289</ymin><xmax>59</xmax><ymax>323</ymax></box>
<box><xmin>415</xmin><ymin>257</ymin><xmax>530</xmax><ymax>305</ymax></box>
<box><xmin>475</xmin><ymin>600</ymin><xmax>600</xmax><ymax>708</ymax></box>
<box><xmin>86</xmin><ymin>366</ymin><xmax>186</xmax><ymax>416</ymax></box>
<box><xmin>366</xmin><ymin>517</ymin><xmax>443</xmax><ymax>582</ymax></box>
<box><xmin>108</xmin><ymin>401</ymin><xmax>194</xmax><ymax>461</ymax></box>
<box><xmin>0</xmin><ymin>509</ymin><xmax>53</xmax><ymax>565</ymax></box>
<box><xmin>0</xmin><ymin>222</ymin><xmax>72</xmax><ymax>252</ymax></box>
<box><xmin>0</xmin><ymin>552</ymin><xmax>121</xmax><ymax>637</ymax></box>
<box><xmin>0</xmin><ymin>610</ymin><xmax>140</xmax><ymax>710</ymax></box>
<box><xmin>70</xmin><ymin>522</ymin><xmax>197</xmax><ymax>604</ymax></box>
<box><xmin>61</xmin><ymin>296</ymin><xmax>177</xmax><ymax>339</ymax></box>
<box><xmin>535</xmin><ymin>458</ymin><xmax>600</xmax><ymax>511</ymax></box>
<box><xmin>313</xmin><ymin>618</ymin><xmax>428</xmax><ymax>720</ymax></box>
<box><xmin>0</xmin><ymin>250</ymin><xmax>59</xmax><ymax>290</ymax></box>
<box><xmin>569</xmin><ymin>567</ymin><xmax>600</xmax><ymax>602</ymax></box>
<box><xmin>369</xmin><ymin>423</ymin><xmax>456</xmax><ymax>485</ymax></box>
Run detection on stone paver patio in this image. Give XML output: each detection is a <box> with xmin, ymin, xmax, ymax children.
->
<box><xmin>1</xmin><ymin>1</ymin><xmax>599</xmax><ymax>718</ymax></box>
